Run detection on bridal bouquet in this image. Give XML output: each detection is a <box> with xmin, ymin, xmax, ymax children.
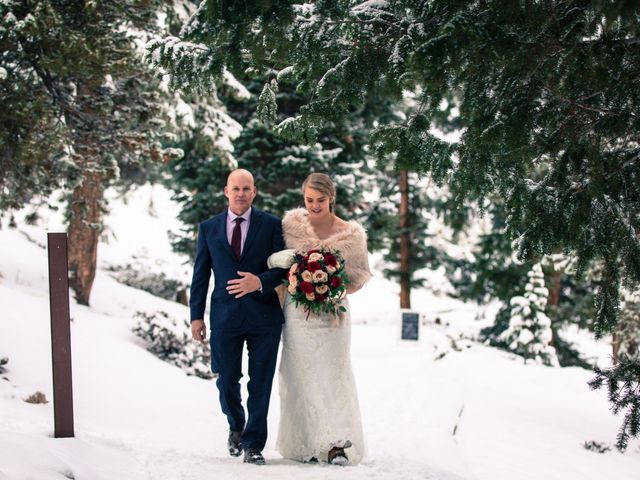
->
<box><xmin>285</xmin><ymin>249</ymin><xmax>349</xmax><ymax>319</ymax></box>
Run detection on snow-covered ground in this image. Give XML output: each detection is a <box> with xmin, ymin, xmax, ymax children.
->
<box><xmin>0</xmin><ymin>185</ymin><xmax>638</xmax><ymax>480</ymax></box>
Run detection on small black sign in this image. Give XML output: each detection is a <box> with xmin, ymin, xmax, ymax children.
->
<box><xmin>401</xmin><ymin>312</ymin><xmax>420</xmax><ymax>340</ymax></box>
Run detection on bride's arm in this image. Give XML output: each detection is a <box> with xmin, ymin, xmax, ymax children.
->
<box><xmin>343</xmin><ymin>224</ymin><xmax>372</xmax><ymax>294</ymax></box>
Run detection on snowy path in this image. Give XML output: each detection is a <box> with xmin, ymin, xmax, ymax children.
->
<box><xmin>1</xmin><ymin>187</ymin><xmax>638</xmax><ymax>479</ymax></box>
<box><xmin>125</xmin><ymin>324</ymin><xmax>471</xmax><ymax>480</ymax></box>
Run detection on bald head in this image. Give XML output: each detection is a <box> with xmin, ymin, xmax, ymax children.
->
<box><xmin>224</xmin><ymin>168</ymin><xmax>257</xmax><ymax>215</ymax></box>
<box><xmin>227</xmin><ymin>168</ymin><xmax>254</xmax><ymax>186</ymax></box>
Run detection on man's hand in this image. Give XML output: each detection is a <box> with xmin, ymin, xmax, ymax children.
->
<box><xmin>191</xmin><ymin>319</ymin><xmax>207</xmax><ymax>342</ymax></box>
<box><xmin>227</xmin><ymin>271</ymin><xmax>261</xmax><ymax>298</ymax></box>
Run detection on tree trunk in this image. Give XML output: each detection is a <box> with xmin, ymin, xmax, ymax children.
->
<box><xmin>399</xmin><ymin>169</ymin><xmax>411</xmax><ymax>309</ymax></box>
<box><xmin>547</xmin><ymin>270</ymin><xmax>562</xmax><ymax>349</ymax></box>
<box><xmin>546</xmin><ymin>268</ymin><xmax>562</xmax><ymax>351</ymax></box>
<box><xmin>66</xmin><ymin>80</ymin><xmax>108</xmax><ymax>307</ymax></box>
<box><xmin>612</xmin><ymin>332</ymin><xmax>621</xmax><ymax>365</ymax></box>
<box><xmin>176</xmin><ymin>287</ymin><xmax>189</xmax><ymax>306</ymax></box>
<box><xmin>547</xmin><ymin>269</ymin><xmax>562</xmax><ymax>307</ymax></box>
<box><xmin>68</xmin><ymin>164</ymin><xmax>104</xmax><ymax>306</ymax></box>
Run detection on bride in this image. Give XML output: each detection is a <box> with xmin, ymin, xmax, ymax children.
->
<box><xmin>269</xmin><ymin>173</ymin><xmax>372</xmax><ymax>465</ymax></box>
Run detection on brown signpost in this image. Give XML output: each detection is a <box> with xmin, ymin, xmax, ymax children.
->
<box><xmin>47</xmin><ymin>232</ymin><xmax>74</xmax><ymax>438</ymax></box>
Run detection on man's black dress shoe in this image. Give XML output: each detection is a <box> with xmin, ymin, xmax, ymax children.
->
<box><xmin>243</xmin><ymin>448</ymin><xmax>265</xmax><ymax>465</ymax></box>
<box><xmin>227</xmin><ymin>431</ymin><xmax>242</xmax><ymax>457</ymax></box>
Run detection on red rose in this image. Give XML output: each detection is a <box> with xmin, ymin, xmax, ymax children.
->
<box><xmin>300</xmin><ymin>281</ymin><xmax>314</xmax><ymax>294</ymax></box>
<box><xmin>330</xmin><ymin>276</ymin><xmax>342</xmax><ymax>289</ymax></box>
<box><xmin>315</xmin><ymin>292</ymin><xmax>327</xmax><ymax>302</ymax></box>
<box><xmin>307</xmin><ymin>261</ymin><xmax>321</xmax><ymax>272</ymax></box>
<box><xmin>323</xmin><ymin>253</ymin><xmax>337</xmax><ymax>266</ymax></box>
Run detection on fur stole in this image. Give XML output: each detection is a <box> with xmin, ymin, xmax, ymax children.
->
<box><xmin>282</xmin><ymin>208</ymin><xmax>372</xmax><ymax>289</ymax></box>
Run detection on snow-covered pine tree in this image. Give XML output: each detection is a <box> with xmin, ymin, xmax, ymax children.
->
<box><xmin>140</xmin><ymin>1</ymin><xmax>248</xmax><ymax>258</ymax></box>
<box><xmin>449</xmin><ymin>202</ymin><xmax>530</xmax><ymax>304</ymax></box>
<box><xmin>499</xmin><ymin>264</ymin><xmax>559</xmax><ymax>367</ymax></box>
<box><xmin>472</xmin><ymin>226</ymin><xmax>593</xmax><ymax>368</ymax></box>
<box><xmin>0</xmin><ymin>2</ymin><xmax>74</xmax><ymax>210</ymax></box>
<box><xmin>153</xmin><ymin>0</ymin><xmax>246</xmax><ymax>169</ymax></box>
<box><xmin>1</xmin><ymin>1</ymin><xmax>181</xmax><ymax>305</ymax></box>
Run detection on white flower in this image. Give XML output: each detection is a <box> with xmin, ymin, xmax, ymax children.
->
<box><xmin>315</xmin><ymin>284</ymin><xmax>329</xmax><ymax>294</ymax></box>
<box><xmin>288</xmin><ymin>283</ymin><xmax>297</xmax><ymax>295</ymax></box>
<box><xmin>305</xmin><ymin>292</ymin><xmax>315</xmax><ymax>301</ymax></box>
<box><xmin>308</xmin><ymin>252</ymin><xmax>323</xmax><ymax>262</ymax></box>
<box><xmin>312</xmin><ymin>270</ymin><xmax>328</xmax><ymax>283</ymax></box>
<box><xmin>301</xmin><ymin>270</ymin><xmax>313</xmax><ymax>282</ymax></box>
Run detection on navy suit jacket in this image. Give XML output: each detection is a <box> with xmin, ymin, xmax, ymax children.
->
<box><xmin>189</xmin><ymin>208</ymin><xmax>286</xmax><ymax>329</ymax></box>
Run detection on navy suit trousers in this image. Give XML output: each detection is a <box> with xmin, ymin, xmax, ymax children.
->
<box><xmin>210</xmin><ymin>323</ymin><xmax>282</xmax><ymax>451</ymax></box>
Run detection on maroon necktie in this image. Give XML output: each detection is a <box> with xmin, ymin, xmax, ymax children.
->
<box><xmin>231</xmin><ymin>217</ymin><xmax>244</xmax><ymax>260</ymax></box>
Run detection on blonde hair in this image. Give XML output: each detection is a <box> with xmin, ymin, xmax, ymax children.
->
<box><xmin>301</xmin><ymin>173</ymin><xmax>336</xmax><ymax>212</ymax></box>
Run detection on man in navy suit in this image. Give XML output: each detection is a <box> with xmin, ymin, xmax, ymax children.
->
<box><xmin>190</xmin><ymin>169</ymin><xmax>286</xmax><ymax>465</ymax></box>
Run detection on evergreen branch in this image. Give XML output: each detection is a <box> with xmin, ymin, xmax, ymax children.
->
<box><xmin>297</xmin><ymin>18</ymin><xmax>401</xmax><ymax>28</ymax></box>
<box><xmin>589</xmin><ymin>355</ymin><xmax>640</xmax><ymax>451</ymax></box>
<box><xmin>518</xmin><ymin>37</ymin><xmax>640</xmax><ymax>47</ymax></box>
<box><xmin>542</xmin><ymin>87</ymin><xmax>628</xmax><ymax>118</ymax></box>
<box><xmin>21</xmin><ymin>46</ymin><xmax>98</xmax><ymax>127</ymax></box>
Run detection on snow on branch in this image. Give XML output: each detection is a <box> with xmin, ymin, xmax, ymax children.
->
<box><xmin>145</xmin><ymin>35</ymin><xmax>223</xmax><ymax>93</ymax></box>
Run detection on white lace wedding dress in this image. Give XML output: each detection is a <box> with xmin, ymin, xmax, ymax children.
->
<box><xmin>269</xmin><ymin>208</ymin><xmax>372</xmax><ymax>464</ymax></box>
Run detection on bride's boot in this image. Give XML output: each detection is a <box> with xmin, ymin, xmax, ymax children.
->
<box><xmin>328</xmin><ymin>446</ymin><xmax>349</xmax><ymax>466</ymax></box>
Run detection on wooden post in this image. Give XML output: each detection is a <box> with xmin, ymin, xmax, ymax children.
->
<box><xmin>47</xmin><ymin>233</ymin><xmax>75</xmax><ymax>438</ymax></box>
